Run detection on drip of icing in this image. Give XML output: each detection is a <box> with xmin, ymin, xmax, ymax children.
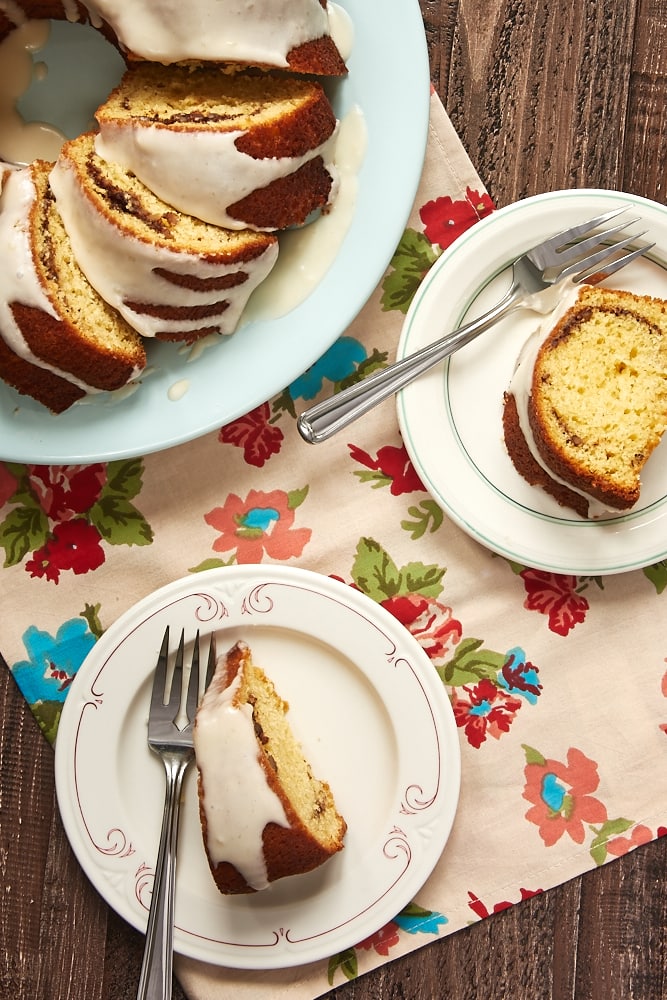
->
<box><xmin>0</xmin><ymin>20</ymin><xmax>65</xmax><ymax>163</ymax></box>
<box><xmin>193</xmin><ymin>665</ymin><xmax>289</xmax><ymax>891</ymax></box>
<box><xmin>243</xmin><ymin>105</ymin><xmax>367</xmax><ymax>321</ymax></box>
<box><xmin>167</xmin><ymin>378</ymin><xmax>189</xmax><ymax>401</ymax></box>
<box><xmin>328</xmin><ymin>2</ymin><xmax>354</xmax><ymax>62</ymax></box>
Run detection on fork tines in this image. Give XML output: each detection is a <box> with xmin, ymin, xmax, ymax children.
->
<box><xmin>152</xmin><ymin>626</ymin><xmax>211</xmax><ymax>732</ymax></box>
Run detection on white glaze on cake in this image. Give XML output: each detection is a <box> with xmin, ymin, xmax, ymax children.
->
<box><xmin>0</xmin><ymin>165</ymin><xmax>104</xmax><ymax>392</ymax></box>
<box><xmin>49</xmin><ymin>154</ymin><xmax>280</xmax><ymax>337</ymax></box>
<box><xmin>193</xmin><ymin>657</ymin><xmax>289</xmax><ymax>892</ymax></box>
<box><xmin>94</xmin><ymin>124</ymin><xmax>339</xmax><ymax>233</ymax></box>
<box><xmin>82</xmin><ymin>0</ymin><xmax>339</xmax><ymax>66</ymax></box>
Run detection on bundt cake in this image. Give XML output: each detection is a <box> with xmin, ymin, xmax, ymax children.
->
<box><xmin>0</xmin><ymin>160</ymin><xmax>146</xmax><ymax>413</ymax></box>
<box><xmin>193</xmin><ymin>640</ymin><xmax>347</xmax><ymax>895</ymax></box>
<box><xmin>0</xmin><ymin>1</ymin><xmax>350</xmax><ymax>412</ymax></box>
<box><xmin>0</xmin><ymin>0</ymin><xmax>348</xmax><ymax>75</ymax></box>
<box><xmin>94</xmin><ymin>64</ymin><xmax>339</xmax><ymax>232</ymax></box>
<box><xmin>50</xmin><ymin>132</ymin><xmax>280</xmax><ymax>343</ymax></box>
<box><xmin>503</xmin><ymin>284</ymin><xmax>667</xmax><ymax>517</ymax></box>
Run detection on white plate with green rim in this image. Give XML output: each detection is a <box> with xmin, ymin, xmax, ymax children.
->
<box><xmin>397</xmin><ymin>188</ymin><xmax>667</xmax><ymax>576</ymax></box>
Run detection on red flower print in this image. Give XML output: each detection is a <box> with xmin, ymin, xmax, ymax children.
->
<box><xmin>349</xmin><ymin>442</ymin><xmax>425</xmax><ymax>495</ymax></box>
<box><xmin>26</xmin><ymin>520</ymin><xmax>105</xmax><ymax>582</ymax></box>
<box><xmin>420</xmin><ymin>187</ymin><xmax>494</xmax><ymax>251</ymax></box>
<box><xmin>451</xmin><ymin>679</ymin><xmax>523</xmax><ymax>748</ymax></box>
<box><xmin>468</xmin><ymin>887</ymin><xmax>543</xmax><ymax>919</ymax></box>
<box><xmin>28</xmin><ymin>464</ymin><xmax>106</xmax><ymax>521</ymax></box>
<box><xmin>605</xmin><ymin>824</ymin><xmax>653</xmax><ymax>857</ymax></box>
<box><xmin>204</xmin><ymin>488</ymin><xmax>311</xmax><ymax>563</ymax></box>
<box><xmin>356</xmin><ymin>920</ymin><xmax>400</xmax><ymax>957</ymax></box>
<box><xmin>523</xmin><ymin>746</ymin><xmax>608</xmax><ymax>847</ymax></box>
<box><xmin>520</xmin><ymin>569</ymin><xmax>589</xmax><ymax>635</ymax></box>
<box><xmin>0</xmin><ymin>463</ymin><xmax>18</xmax><ymax>508</ymax></box>
<box><xmin>218</xmin><ymin>402</ymin><xmax>284</xmax><ymax>467</ymax></box>
<box><xmin>381</xmin><ymin>593</ymin><xmax>462</xmax><ymax>661</ymax></box>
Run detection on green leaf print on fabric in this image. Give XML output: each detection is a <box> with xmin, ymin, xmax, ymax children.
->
<box><xmin>327</xmin><ymin>948</ymin><xmax>358</xmax><ymax>985</ymax></box>
<box><xmin>351</xmin><ymin>537</ymin><xmax>444</xmax><ymax>603</ymax></box>
<box><xmin>401</xmin><ymin>499</ymin><xmax>444</xmax><ymax>539</ymax></box>
<box><xmin>381</xmin><ymin>228</ymin><xmax>440</xmax><ymax>314</ymax></box>
<box><xmin>644</xmin><ymin>559</ymin><xmax>667</xmax><ymax>594</ymax></box>
<box><xmin>0</xmin><ymin>500</ymin><xmax>49</xmax><ymax>566</ymax></box>
<box><xmin>437</xmin><ymin>637</ymin><xmax>506</xmax><ymax>687</ymax></box>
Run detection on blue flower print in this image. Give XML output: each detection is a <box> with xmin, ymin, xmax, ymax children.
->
<box><xmin>498</xmin><ymin>646</ymin><xmax>542</xmax><ymax>705</ymax></box>
<box><xmin>394</xmin><ymin>904</ymin><xmax>448</xmax><ymax>936</ymax></box>
<box><xmin>12</xmin><ymin>618</ymin><xmax>96</xmax><ymax>707</ymax></box>
<box><xmin>289</xmin><ymin>336</ymin><xmax>367</xmax><ymax>401</ymax></box>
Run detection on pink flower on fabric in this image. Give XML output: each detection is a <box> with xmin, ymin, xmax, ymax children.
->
<box><xmin>218</xmin><ymin>402</ymin><xmax>284</xmax><ymax>468</ymax></box>
<box><xmin>356</xmin><ymin>921</ymin><xmax>400</xmax><ymax>956</ymax></box>
<box><xmin>451</xmin><ymin>679</ymin><xmax>523</xmax><ymax>748</ymax></box>
<box><xmin>349</xmin><ymin>442</ymin><xmax>426</xmax><ymax>495</ymax></box>
<box><xmin>27</xmin><ymin>464</ymin><xmax>107</xmax><ymax>521</ymax></box>
<box><xmin>520</xmin><ymin>569</ymin><xmax>589</xmax><ymax>635</ymax></box>
<box><xmin>381</xmin><ymin>593</ymin><xmax>462</xmax><ymax>661</ymax></box>
<box><xmin>204</xmin><ymin>488</ymin><xmax>311</xmax><ymax>563</ymax></box>
<box><xmin>420</xmin><ymin>187</ymin><xmax>494</xmax><ymax>250</ymax></box>
<box><xmin>605</xmin><ymin>824</ymin><xmax>653</xmax><ymax>857</ymax></box>
<box><xmin>523</xmin><ymin>747</ymin><xmax>608</xmax><ymax>847</ymax></box>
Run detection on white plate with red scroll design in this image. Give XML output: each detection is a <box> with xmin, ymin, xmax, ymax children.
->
<box><xmin>54</xmin><ymin>565</ymin><xmax>460</xmax><ymax>969</ymax></box>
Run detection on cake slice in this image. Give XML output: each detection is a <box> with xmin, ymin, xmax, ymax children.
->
<box><xmin>193</xmin><ymin>640</ymin><xmax>347</xmax><ymax>894</ymax></box>
<box><xmin>83</xmin><ymin>0</ymin><xmax>348</xmax><ymax>75</ymax></box>
<box><xmin>503</xmin><ymin>284</ymin><xmax>667</xmax><ymax>516</ymax></box>
<box><xmin>50</xmin><ymin>133</ymin><xmax>279</xmax><ymax>343</ymax></box>
<box><xmin>0</xmin><ymin>161</ymin><xmax>146</xmax><ymax>413</ymax></box>
<box><xmin>94</xmin><ymin>64</ymin><xmax>339</xmax><ymax>232</ymax></box>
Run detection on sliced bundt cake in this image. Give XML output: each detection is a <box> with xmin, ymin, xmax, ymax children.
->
<box><xmin>94</xmin><ymin>64</ymin><xmax>339</xmax><ymax>231</ymax></box>
<box><xmin>194</xmin><ymin>639</ymin><xmax>347</xmax><ymax>894</ymax></box>
<box><xmin>50</xmin><ymin>133</ymin><xmax>279</xmax><ymax>343</ymax></box>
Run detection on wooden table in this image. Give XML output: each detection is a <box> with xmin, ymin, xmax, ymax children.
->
<box><xmin>1</xmin><ymin>2</ymin><xmax>666</xmax><ymax>997</ymax></box>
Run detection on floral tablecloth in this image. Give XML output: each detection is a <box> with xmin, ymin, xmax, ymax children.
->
<box><xmin>2</xmin><ymin>92</ymin><xmax>666</xmax><ymax>1000</ymax></box>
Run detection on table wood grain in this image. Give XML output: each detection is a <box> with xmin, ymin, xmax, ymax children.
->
<box><xmin>1</xmin><ymin>2</ymin><xmax>666</xmax><ymax>998</ymax></box>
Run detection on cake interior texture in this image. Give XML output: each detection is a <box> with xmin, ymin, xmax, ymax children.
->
<box><xmin>529</xmin><ymin>286</ymin><xmax>667</xmax><ymax>509</ymax></box>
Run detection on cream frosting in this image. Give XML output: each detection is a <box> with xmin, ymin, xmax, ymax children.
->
<box><xmin>508</xmin><ymin>282</ymin><xmax>625</xmax><ymax>517</ymax></box>
<box><xmin>0</xmin><ymin>165</ymin><xmax>102</xmax><ymax>393</ymax></box>
<box><xmin>49</xmin><ymin>155</ymin><xmax>280</xmax><ymax>338</ymax></box>
<box><xmin>193</xmin><ymin>649</ymin><xmax>289</xmax><ymax>892</ymax></box>
<box><xmin>82</xmin><ymin>0</ymin><xmax>337</xmax><ymax>66</ymax></box>
<box><xmin>94</xmin><ymin>124</ymin><xmax>339</xmax><ymax>232</ymax></box>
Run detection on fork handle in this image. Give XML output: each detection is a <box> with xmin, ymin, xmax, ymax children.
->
<box><xmin>297</xmin><ymin>280</ymin><xmax>523</xmax><ymax>444</ymax></box>
<box><xmin>137</xmin><ymin>755</ymin><xmax>190</xmax><ymax>1000</ymax></box>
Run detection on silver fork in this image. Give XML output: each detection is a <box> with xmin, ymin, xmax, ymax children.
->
<box><xmin>137</xmin><ymin>626</ymin><xmax>216</xmax><ymax>1000</ymax></box>
<box><xmin>297</xmin><ymin>207</ymin><xmax>654</xmax><ymax>444</ymax></box>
